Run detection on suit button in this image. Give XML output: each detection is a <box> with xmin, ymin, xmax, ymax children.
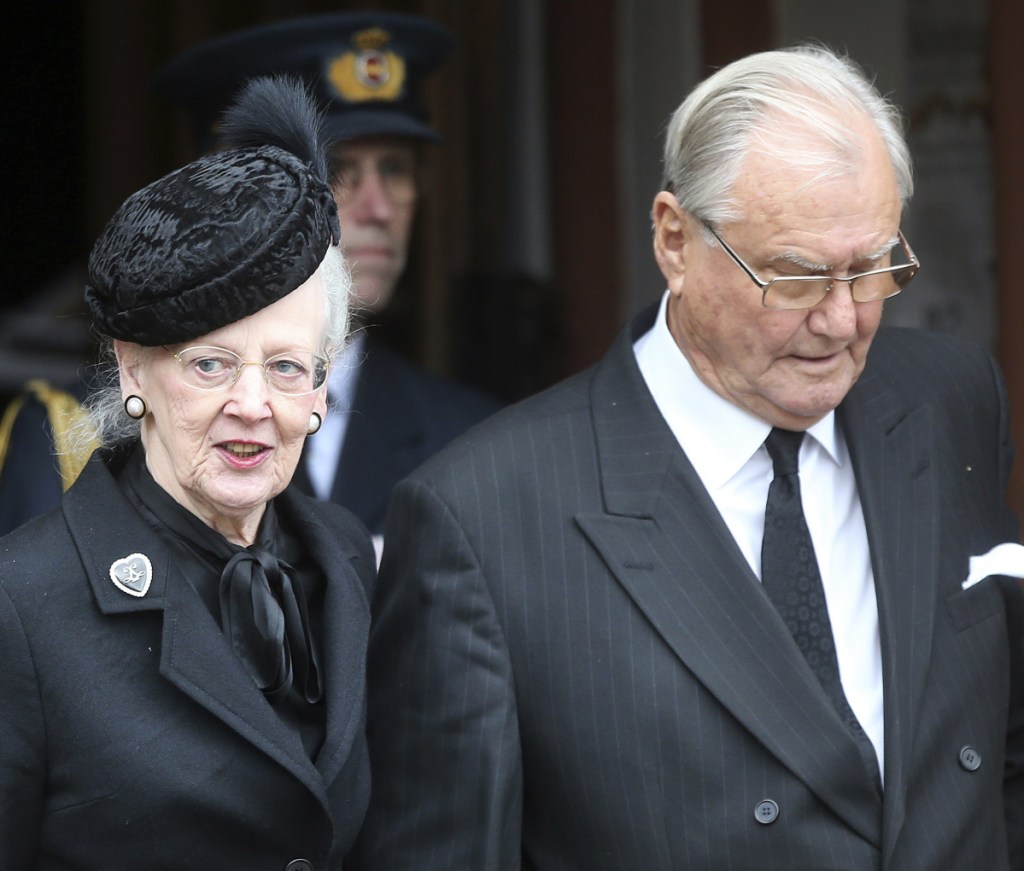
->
<box><xmin>285</xmin><ymin>861</ymin><xmax>313</xmax><ymax>871</ymax></box>
<box><xmin>959</xmin><ymin>746</ymin><xmax>981</xmax><ymax>771</ymax></box>
<box><xmin>754</xmin><ymin>799</ymin><xmax>779</xmax><ymax>824</ymax></box>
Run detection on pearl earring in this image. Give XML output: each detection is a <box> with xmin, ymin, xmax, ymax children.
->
<box><xmin>307</xmin><ymin>411</ymin><xmax>323</xmax><ymax>435</ymax></box>
<box><xmin>124</xmin><ymin>395</ymin><xmax>147</xmax><ymax>420</ymax></box>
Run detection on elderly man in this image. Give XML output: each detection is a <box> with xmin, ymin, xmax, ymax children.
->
<box><xmin>348</xmin><ymin>45</ymin><xmax>1024</xmax><ymax>870</ymax></box>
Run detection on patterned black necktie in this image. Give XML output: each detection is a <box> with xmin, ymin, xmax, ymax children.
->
<box><xmin>761</xmin><ymin>427</ymin><xmax>881</xmax><ymax>786</ymax></box>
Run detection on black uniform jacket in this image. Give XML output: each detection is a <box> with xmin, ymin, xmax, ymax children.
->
<box><xmin>0</xmin><ymin>449</ymin><xmax>375</xmax><ymax>870</ymax></box>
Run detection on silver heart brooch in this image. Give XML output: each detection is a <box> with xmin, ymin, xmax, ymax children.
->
<box><xmin>109</xmin><ymin>553</ymin><xmax>153</xmax><ymax>597</ymax></box>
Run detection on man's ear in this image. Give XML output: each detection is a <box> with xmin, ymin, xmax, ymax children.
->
<box><xmin>652</xmin><ymin>191</ymin><xmax>688</xmax><ymax>285</ymax></box>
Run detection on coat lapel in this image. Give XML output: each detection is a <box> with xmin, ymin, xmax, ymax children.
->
<box><xmin>66</xmin><ymin>456</ymin><xmax>172</xmax><ymax>620</ymax></box>
<box><xmin>839</xmin><ymin>364</ymin><xmax>938</xmax><ymax>862</ymax></box>
<box><xmin>63</xmin><ymin>457</ymin><xmax>355</xmax><ymax>807</ymax></box>
<box><xmin>157</xmin><ymin>562</ymin><xmax>328</xmax><ymax>804</ymax></box>
<box><xmin>163</xmin><ymin>489</ymin><xmax>372</xmax><ymax>799</ymax></box>
<box><xmin>575</xmin><ymin>310</ymin><xmax>883</xmax><ymax>845</ymax></box>
<box><xmin>277</xmin><ymin>488</ymin><xmax>371</xmax><ymax>784</ymax></box>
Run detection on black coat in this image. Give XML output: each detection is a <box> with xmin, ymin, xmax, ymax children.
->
<box><xmin>0</xmin><ymin>450</ymin><xmax>375</xmax><ymax>870</ymax></box>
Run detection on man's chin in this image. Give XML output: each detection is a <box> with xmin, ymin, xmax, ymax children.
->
<box><xmin>350</xmin><ymin>278</ymin><xmax>398</xmax><ymax>316</ymax></box>
<box><xmin>772</xmin><ymin>391</ymin><xmax>849</xmax><ymax>428</ymax></box>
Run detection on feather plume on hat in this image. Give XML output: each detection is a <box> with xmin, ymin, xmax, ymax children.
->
<box><xmin>85</xmin><ymin>75</ymin><xmax>340</xmax><ymax>346</ymax></box>
<box><xmin>219</xmin><ymin>75</ymin><xmax>331</xmax><ymax>193</ymax></box>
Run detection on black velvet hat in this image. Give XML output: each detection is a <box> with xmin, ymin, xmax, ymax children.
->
<box><xmin>84</xmin><ymin>76</ymin><xmax>340</xmax><ymax>347</ymax></box>
<box><xmin>153</xmin><ymin>12</ymin><xmax>453</xmax><ymax>151</ymax></box>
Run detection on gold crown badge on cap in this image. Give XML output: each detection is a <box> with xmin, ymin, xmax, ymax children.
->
<box><xmin>328</xmin><ymin>27</ymin><xmax>406</xmax><ymax>102</ymax></box>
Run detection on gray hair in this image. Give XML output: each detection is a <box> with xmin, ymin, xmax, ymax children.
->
<box><xmin>64</xmin><ymin>243</ymin><xmax>352</xmax><ymax>457</ymax></box>
<box><xmin>661</xmin><ymin>44</ymin><xmax>913</xmax><ymax>229</ymax></box>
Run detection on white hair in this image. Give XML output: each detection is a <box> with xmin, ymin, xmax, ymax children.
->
<box><xmin>661</xmin><ymin>44</ymin><xmax>913</xmax><ymax>230</ymax></box>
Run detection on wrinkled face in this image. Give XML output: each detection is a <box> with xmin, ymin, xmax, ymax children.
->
<box><xmin>653</xmin><ymin>119</ymin><xmax>901</xmax><ymax>430</ymax></box>
<box><xmin>118</xmin><ymin>269</ymin><xmax>329</xmax><ymax>542</ymax></box>
<box><xmin>330</xmin><ymin>136</ymin><xmax>418</xmax><ymax>313</ymax></box>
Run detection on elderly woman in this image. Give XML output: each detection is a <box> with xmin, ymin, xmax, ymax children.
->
<box><xmin>0</xmin><ymin>77</ymin><xmax>374</xmax><ymax>870</ymax></box>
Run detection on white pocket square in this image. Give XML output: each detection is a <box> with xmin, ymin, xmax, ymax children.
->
<box><xmin>963</xmin><ymin>542</ymin><xmax>1024</xmax><ymax>590</ymax></box>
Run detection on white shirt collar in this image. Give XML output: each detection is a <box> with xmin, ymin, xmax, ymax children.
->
<box><xmin>633</xmin><ymin>291</ymin><xmax>842</xmax><ymax>486</ymax></box>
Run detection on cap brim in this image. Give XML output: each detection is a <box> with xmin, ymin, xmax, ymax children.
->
<box><xmin>324</xmin><ymin>109</ymin><xmax>441</xmax><ymax>143</ymax></box>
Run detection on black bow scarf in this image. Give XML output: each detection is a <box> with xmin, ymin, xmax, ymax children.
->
<box><xmin>218</xmin><ymin>521</ymin><xmax>321</xmax><ymax>704</ymax></box>
<box><xmin>120</xmin><ymin>448</ymin><xmax>322</xmax><ymax>705</ymax></box>
<box><xmin>217</xmin><ymin>514</ymin><xmax>322</xmax><ymax>704</ymax></box>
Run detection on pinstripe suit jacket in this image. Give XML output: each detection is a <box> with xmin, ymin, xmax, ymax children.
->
<box><xmin>349</xmin><ymin>305</ymin><xmax>1024</xmax><ymax>870</ymax></box>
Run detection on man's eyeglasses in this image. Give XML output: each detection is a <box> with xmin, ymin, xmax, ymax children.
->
<box><xmin>331</xmin><ymin>152</ymin><xmax>418</xmax><ymax>206</ymax></box>
<box><xmin>704</xmin><ymin>222</ymin><xmax>920</xmax><ymax>311</ymax></box>
<box><xmin>169</xmin><ymin>346</ymin><xmax>330</xmax><ymax>396</ymax></box>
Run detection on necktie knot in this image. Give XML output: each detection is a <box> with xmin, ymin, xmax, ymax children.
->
<box><xmin>765</xmin><ymin>427</ymin><xmax>804</xmax><ymax>477</ymax></box>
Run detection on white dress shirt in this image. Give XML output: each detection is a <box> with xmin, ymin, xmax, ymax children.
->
<box><xmin>634</xmin><ymin>291</ymin><xmax>884</xmax><ymax>777</ymax></box>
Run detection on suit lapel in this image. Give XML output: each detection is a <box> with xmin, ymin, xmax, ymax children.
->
<box><xmin>576</xmin><ymin>310</ymin><xmax>882</xmax><ymax>845</ymax></box>
<box><xmin>839</xmin><ymin>365</ymin><xmax>938</xmax><ymax>862</ymax></box>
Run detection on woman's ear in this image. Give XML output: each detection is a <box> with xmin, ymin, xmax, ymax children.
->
<box><xmin>651</xmin><ymin>191</ymin><xmax>689</xmax><ymax>286</ymax></box>
<box><xmin>114</xmin><ymin>340</ymin><xmax>144</xmax><ymax>398</ymax></box>
<box><xmin>312</xmin><ymin>384</ymin><xmax>329</xmax><ymax>420</ymax></box>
